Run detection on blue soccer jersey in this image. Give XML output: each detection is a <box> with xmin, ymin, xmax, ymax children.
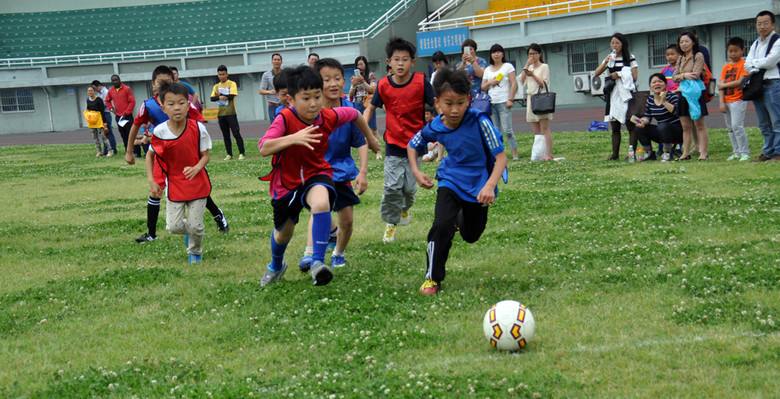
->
<box><xmin>409</xmin><ymin>108</ymin><xmax>504</xmax><ymax>203</ymax></box>
<box><xmin>325</xmin><ymin>98</ymin><xmax>366</xmax><ymax>183</ymax></box>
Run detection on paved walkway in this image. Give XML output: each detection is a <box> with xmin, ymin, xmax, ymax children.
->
<box><xmin>0</xmin><ymin>104</ymin><xmax>757</xmax><ymax>147</ymax></box>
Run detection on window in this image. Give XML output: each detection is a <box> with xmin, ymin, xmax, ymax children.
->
<box><xmin>648</xmin><ymin>31</ymin><xmax>680</xmax><ymax>67</ymax></box>
<box><xmin>1</xmin><ymin>88</ymin><xmax>34</xmax><ymax>112</ymax></box>
<box><xmin>725</xmin><ymin>20</ymin><xmax>759</xmax><ymax>50</ymax></box>
<box><xmin>568</xmin><ymin>40</ymin><xmax>599</xmax><ymax>74</ymax></box>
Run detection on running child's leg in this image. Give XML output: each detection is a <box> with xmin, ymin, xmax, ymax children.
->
<box><xmin>425</xmin><ymin>188</ymin><xmax>462</xmax><ymax>284</ymax></box>
<box><xmin>185</xmin><ymin>199</ymin><xmax>207</xmax><ymax>257</ymax></box>
<box><xmin>205</xmin><ymin>195</ymin><xmax>229</xmax><ymax>232</ymax></box>
<box><xmin>458</xmin><ymin>201</ymin><xmax>489</xmax><ymax>244</ymax></box>
<box><xmin>306</xmin><ymin>184</ymin><xmax>334</xmax><ymax>286</ymax></box>
<box><xmin>335</xmin><ymin>206</ymin><xmax>354</xmax><ymax>255</ymax></box>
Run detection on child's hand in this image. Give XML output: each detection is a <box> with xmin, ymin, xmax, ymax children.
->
<box><xmin>183</xmin><ymin>165</ymin><xmax>201</xmax><ymax>180</ymax></box>
<box><xmin>477</xmin><ymin>184</ymin><xmax>496</xmax><ymax>206</ymax></box>
<box><xmin>125</xmin><ymin>152</ymin><xmax>136</xmax><ymax>165</ymax></box>
<box><xmin>291</xmin><ymin>125</ymin><xmax>322</xmax><ymax>150</ymax></box>
<box><xmin>719</xmin><ymin>102</ymin><xmax>727</xmax><ymax>113</ymax></box>
<box><xmin>355</xmin><ymin>172</ymin><xmax>368</xmax><ymax>195</ymax></box>
<box><xmin>149</xmin><ymin>182</ymin><xmax>163</xmax><ymax>198</ymax></box>
<box><xmin>414</xmin><ymin>171</ymin><xmax>434</xmax><ymax>189</ymax></box>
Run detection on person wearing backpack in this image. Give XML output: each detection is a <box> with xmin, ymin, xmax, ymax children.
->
<box><xmin>673</xmin><ymin>31</ymin><xmax>710</xmax><ymax>161</ymax></box>
<box><xmin>745</xmin><ymin>10</ymin><xmax>780</xmax><ymax>162</ymax></box>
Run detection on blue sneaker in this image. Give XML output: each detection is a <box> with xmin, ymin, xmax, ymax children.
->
<box><xmin>299</xmin><ymin>255</ymin><xmax>314</xmax><ymax>273</ymax></box>
<box><xmin>331</xmin><ymin>254</ymin><xmax>346</xmax><ymax>268</ymax></box>
<box><xmin>188</xmin><ymin>253</ymin><xmax>202</xmax><ymax>265</ymax></box>
<box><xmin>260</xmin><ymin>261</ymin><xmax>288</xmax><ymax>287</ymax></box>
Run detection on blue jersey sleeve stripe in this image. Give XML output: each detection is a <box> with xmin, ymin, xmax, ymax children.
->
<box><xmin>480</xmin><ymin>118</ymin><xmax>501</xmax><ymax>151</ymax></box>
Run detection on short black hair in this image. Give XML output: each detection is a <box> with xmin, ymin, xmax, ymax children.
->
<box><xmin>488</xmin><ymin>43</ymin><xmax>506</xmax><ymax>65</ymax></box>
<box><xmin>727</xmin><ymin>37</ymin><xmax>745</xmax><ymax>50</ymax></box>
<box><xmin>665</xmin><ymin>44</ymin><xmax>681</xmax><ymax>53</ymax></box>
<box><xmin>217</xmin><ymin>65</ymin><xmax>228</xmax><ymax>73</ymax></box>
<box><xmin>152</xmin><ymin>65</ymin><xmax>173</xmax><ymax>81</ymax></box>
<box><xmin>431</xmin><ymin>51</ymin><xmax>448</xmax><ymax>64</ymax></box>
<box><xmin>273</xmin><ymin>68</ymin><xmax>292</xmax><ymax>92</ymax></box>
<box><xmin>314</xmin><ymin>58</ymin><xmax>344</xmax><ymax>76</ymax></box>
<box><xmin>158</xmin><ymin>82</ymin><xmax>190</xmax><ymax>102</ymax></box>
<box><xmin>308</xmin><ymin>53</ymin><xmax>320</xmax><ymax>59</ymax></box>
<box><xmin>433</xmin><ymin>68</ymin><xmax>470</xmax><ymax>97</ymax></box>
<box><xmin>169</xmin><ymin>66</ymin><xmax>179</xmax><ymax>73</ymax></box>
<box><xmin>648</xmin><ymin>72</ymin><xmax>667</xmax><ymax>86</ymax></box>
<box><xmin>385</xmin><ymin>37</ymin><xmax>416</xmax><ymax>59</ymax></box>
<box><xmin>424</xmin><ymin>104</ymin><xmax>436</xmax><ymax>115</ymax></box>
<box><xmin>110</xmin><ymin>74</ymin><xmax>120</xmax><ymax>81</ymax></box>
<box><xmin>91</xmin><ymin>80</ymin><xmax>101</xmax><ymax>86</ymax></box>
<box><xmin>272</xmin><ymin>53</ymin><xmax>282</xmax><ymax>61</ymax></box>
<box><xmin>757</xmin><ymin>10</ymin><xmax>776</xmax><ymax>24</ymax></box>
<box><xmin>461</xmin><ymin>39</ymin><xmax>478</xmax><ymax>52</ymax></box>
<box><xmin>287</xmin><ymin>65</ymin><xmax>323</xmax><ymax>97</ymax></box>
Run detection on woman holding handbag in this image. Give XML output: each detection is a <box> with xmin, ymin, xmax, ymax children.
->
<box><xmin>520</xmin><ymin>43</ymin><xmax>554</xmax><ymax>161</ymax></box>
<box><xmin>673</xmin><ymin>31</ymin><xmax>710</xmax><ymax>161</ymax></box>
<box><xmin>482</xmin><ymin>44</ymin><xmax>519</xmax><ymax>161</ymax></box>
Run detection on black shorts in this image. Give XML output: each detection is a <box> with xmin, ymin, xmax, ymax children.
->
<box><xmin>333</xmin><ymin>181</ymin><xmax>360</xmax><ymax>211</ymax></box>
<box><xmin>271</xmin><ymin>175</ymin><xmax>335</xmax><ymax>229</ymax></box>
<box><xmin>677</xmin><ymin>93</ymin><xmax>709</xmax><ymax>118</ymax></box>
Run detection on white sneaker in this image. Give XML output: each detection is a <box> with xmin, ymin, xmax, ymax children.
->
<box><xmin>106</xmin><ymin>150</ymin><xmax>115</xmax><ymax>157</ymax></box>
<box><xmin>739</xmin><ymin>154</ymin><xmax>751</xmax><ymax>162</ymax></box>
<box><xmin>726</xmin><ymin>154</ymin><xmax>739</xmax><ymax>161</ymax></box>
<box><xmin>660</xmin><ymin>152</ymin><xmax>671</xmax><ymax>162</ymax></box>
<box><xmin>238</xmin><ymin>154</ymin><xmax>245</xmax><ymax>160</ymax></box>
<box><xmin>399</xmin><ymin>210</ymin><xmax>411</xmax><ymax>226</ymax></box>
<box><xmin>224</xmin><ymin>154</ymin><xmax>232</xmax><ymax>161</ymax></box>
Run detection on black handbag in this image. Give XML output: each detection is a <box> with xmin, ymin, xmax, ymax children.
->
<box><xmin>531</xmin><ymin>83</ymin><xmax>556</xmax><ymax>115</ymax></box>
<box><xmin>742</xmin><ymin>70</ymin><xmax>766</xmax><ymax>101</ymax></box>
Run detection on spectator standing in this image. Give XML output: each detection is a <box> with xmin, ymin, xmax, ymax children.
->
<box><xmin>481</xmin><ymin>43</ymin><xmax>519</xmax><ymax>160</ymax></box>
<box><xmin>673</xmin><ymin>31</ymin><xmax>710</xmax><ymax>160</ymax></box>
<box><xmin>519</xmin><ymin>43</ymin><xmax>555</xmax><ymax>161</ymax></box>
<box><xmin>105</xmin><ymin>74</ymin><xmax>139</xmax><ymax>157</ymax></box>
<box><xmin>91</xmin><ymin>79</ymin><xmax>117</xmax><ymax>156</ymax></box>
<box><xmin>349</xmin><ymin>56</ymin><xmax>378</xmax><ymax>142</ymax></box>
<box><xmin>456</xmin><ymin>39</ymin><xmax>488</xmax><ymax>95</ymax></box>
<box><xmin>210</xmin><ymin>65</ymin><xmax>245</xmax><ymax>160</ymax></box>
<box><xmin>259</xmin><ymin>53</ymin><xmax>284</xmax><ymax>121</ymax></box>
<box><xmin>745</xmin><ymin>10</ymin><xmax>780</xmax><ymax>161</ymax></box>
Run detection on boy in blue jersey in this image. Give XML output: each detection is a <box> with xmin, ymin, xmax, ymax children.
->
<box><xmin>408</xmin><ymin>69</ymin><xmax>508</xmax><ymax>295</ymax></box>
<box><xmin>297</xmin><ymin>58</ymin><xmax>370</xmax><ymax>270</ymax></box>
<box><xmin>272</xmin><ymin>68</ymin><xmax>293</xmax><ymax>118</ymax></box>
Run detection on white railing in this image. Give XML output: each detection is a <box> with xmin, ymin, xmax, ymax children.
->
<box><xmin>418</xmin><ymin>0</ymin><xmax>644</xmax><ymax>31</ymax></box>
<box><xmin>418</xmin><ymin>0</ymin><xmax>465</xmax><ymax>28</ymax></box>
<box><xmin>0</xmin><ymin>0</ymin><xmax>416</xmax><ymax>69</ymax></box>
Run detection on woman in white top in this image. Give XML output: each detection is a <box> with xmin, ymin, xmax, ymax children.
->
<box><xmin>520</xmin><ymin>43</ymin><xmax>554</xmax><ymax>161</ymax></box>
<box><xmin>481</xmin><ymin>44</ymin><xmax>518</xmax><ymax>160</ymax></box>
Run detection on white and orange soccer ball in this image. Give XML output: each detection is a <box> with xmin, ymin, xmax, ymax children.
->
<box><xmin>483</xmin><ymin>300</ymin><xmax>535</xmax><ymax>351</ymax></box>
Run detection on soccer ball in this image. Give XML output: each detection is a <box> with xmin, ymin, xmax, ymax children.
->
<box><xmin>483</xmin><ymin>300</ymin><xmax>535</xmax><ymax>351</ymax></box>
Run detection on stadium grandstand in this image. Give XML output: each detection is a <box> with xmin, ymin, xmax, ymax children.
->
<box><xmin>0</xmin><ymin>0</ymin><xmax>775</xmax><ymax>134</ymax></box>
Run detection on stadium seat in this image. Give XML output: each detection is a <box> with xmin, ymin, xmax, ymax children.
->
<box><xmin>0</xmin><ymin>0</ymin><xmax>400</xmax><ymax>59</ymax></box>
<box><xmin>474</xmin><ymin>0</ymin><xmax>644</xmax><ymax>26</ymax></box>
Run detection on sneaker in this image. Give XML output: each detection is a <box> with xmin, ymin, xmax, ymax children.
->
<box><xmin>726</xmin><ymin>153</ymin><xmax>739</xmax><ymax>161</ymax></box>
<box><xmin>214</xmin><ymin>213</ymin><xmax>229</xmax><ymax>233</ymax></box>
<box><xmin>383</xmin><ymin>224</ymin><xmax>397</xmax><ymax>243</ymax></box>
<box><xmin>375</xmin><ymin>152</ymin><xmax>383</xmax><ymax>160</ymax></box>
<box><xmin>310</xmin><ymin>260</ymin><xmax>334</xmax><ymax>286</ymax></box>
<box><xmin>755</xmin><ymin>154</ymin><xmax>772</xmax><ymax>162</ymax></box>
<box><xmin>299</xmin><ymin>255</ymin><xmax>314</xmax><ymax>273</ymax></box>
<box><xmin>660</xmin><ymin>152</ymin><xmax>671</xmax><ymax>162</ymax></box>
<box><xmin>420</xmin><ymin>279</ymin><xmax>440</xmax><ymax>296</ymax></box>
<box><xmin>96</xmin><ymin>152</ymin><xmax>103</xmax><ymax>158</ymax></box>
<box><xmin>238</xmin><ymin>154</ymin><xmax>245</xmax><ymax>160</ymax></box>
<box><xmin>135</xmin><ymin>232</ymin><xmax>156</xmax><ymax>243</ymax></box>
<box><xmin>106</xmin><ymin>150</ymin><xmax>115</xmax><ymax>157</ymax></box>
<box><xmin>188</xmin><ymin>253</ymin><xmax>202</xmax><ymax>265</ymax></box>
<box><xmin>399</xmin><ymin>210</ymin><xmax>411</xmax><ymax>226</ymax></box>
<box><xmin>331</xmin><ymin>254</ymin><xmax>346</xmax><ymax>268</ymax></box>
<box><xmin>260</xmin><ymin>262</ymin><xmax>288</xmax><ymax>287</ymax></box>
<box><xmin>739</xmin><ymin>154</ymin><xmax>751</xmax><ymax>162</ymax></box>
<box><xmin>224</xmin><ymin>154</ymin><xmax>233</xmax><ymax>161</ymax></box>
<box><xmin>512</xmin><ymin>156</ymin><xmax>519</xmax><ymax>161</ymax></box>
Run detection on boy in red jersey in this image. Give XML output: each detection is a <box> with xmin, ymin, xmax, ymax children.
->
<box><xmin>363</xmin><ymin>37</ymin><xmax>434</xmax><ymax>243</ymax></box>
<box><xmin>146</xmin><ymin>83</ymin><xmax>212</xmax><ymax>264</ymax></box>
<box><xmin>258</xmin><ymin>66</ymin><xmax>379</xmax><ymax>287</ymax></box>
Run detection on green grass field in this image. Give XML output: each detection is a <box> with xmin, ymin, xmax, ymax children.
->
<box><xmin>1</xmin><ymin>129</ymin><xmax>779</xmax><ymax>398</ymax></box>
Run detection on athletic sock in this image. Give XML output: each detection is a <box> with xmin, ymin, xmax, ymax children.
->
<box><xmin>147</xmin><ymin>196</ymin><xmax>160</xmax><ymax>238</ymax></box>
<box><xmin>303</xmin><ymin>246</ymin><xmax>313</xmax><ymax>256</ymax></box>
<box><xmin>312</xmin><ymin>211</ymin><xmax>332</xmax><ymax>263</ymax></box>
<box><xmin>205</xmin><ymin>196</ymin><xmax>221</xmax><ymax>217</ymax></box>
<box><xmin>269</xmin><ymin>233</ymin><xmax>288</xmax><ymax>272</ymax></box>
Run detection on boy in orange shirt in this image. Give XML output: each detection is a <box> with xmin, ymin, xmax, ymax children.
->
<box><xmin>718</xmin><ymin>37</ymin><xmax>750</xmax><ymax>161</ymax></box>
